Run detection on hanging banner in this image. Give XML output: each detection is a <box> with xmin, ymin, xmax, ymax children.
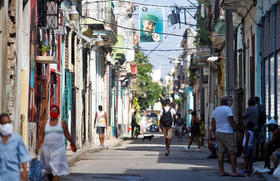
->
<box><xmin>140</xmin><ymin>6</ymin><xmax>164</xmax><ymax>42</ymax></box>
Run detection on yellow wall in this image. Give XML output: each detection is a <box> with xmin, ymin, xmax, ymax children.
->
<box><xmin>20</xmin><ymin>69</ymin><xmax>28</xmax><ymax>145</ymax></box>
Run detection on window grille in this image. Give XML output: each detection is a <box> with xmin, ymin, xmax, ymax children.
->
<box><xmin>38</xmin><ymin>0</ymin><xmax>62</xmax><ymax>29</ymax></box>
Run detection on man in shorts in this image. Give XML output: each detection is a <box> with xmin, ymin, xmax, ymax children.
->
<box><xmin>212</xmin><ymin>96</ymin><xmax>241</xmax><ymax>177</ymax></box>
<box><xmin>159</xmin><ymin>99</ymin><xmax>176</xmax><ymax>156</ymax></box>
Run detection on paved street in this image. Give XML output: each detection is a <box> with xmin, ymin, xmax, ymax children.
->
<box><xmin>62</xmin><ymin>134</ymin><xmax>264</xmax><ymax>181</ymax></box>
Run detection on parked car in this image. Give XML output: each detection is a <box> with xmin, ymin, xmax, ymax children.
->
<box><xmin>149</xmin><ymin>124</ymin><xmax>159</xmax><ymax>132</ymax></box>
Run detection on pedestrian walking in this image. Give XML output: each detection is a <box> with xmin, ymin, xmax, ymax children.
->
<box><xmin>211</xmin><ymin>96</ymin><xmax>241</xmax><ymax>177</ymax></box>
<box><xmin>187</xmin><ymin>111</ymin><xmax>201</xmax><ymax>151</ymax></box>
<box><xmin>254</xmin><ymin>96</ymin><xmax>265</xmax><ymax>160</ymax></box>
<box><xmin>159</xmin><ymin>99</ymin><xmax>176</xmax><ymax>156</ymax></box>
<box><xmin>243</xmin><ymin>97</ymin><xmax>259</xmax><ymax>134</ymax></box>
<box><xmin>175</xmin><ymin>113</ymin><xmax>183</xmax><ymax>139</ymax></box>
<box><xmin>131</xmin><ymin>111</ymin><xmax>137</xmax><ymax>138</ymax></box>
<box><xmin>242</xmin><ymin>121</ymin><xmax>255</xmax><ymax>175</ymax></box>
<box><xmin>94</xmin><ymin>105</ymin><xmax>108</xmax><ymax>147</ymax></box>
<box><xmin>0</xmin><ymin>113</ymin><xmax>31</xmax><ymax>181</ymax></box>
<box><xmin>36</xmin><ymin>105</ymin><xmax>77</xmax><ymax>181</ymax></box>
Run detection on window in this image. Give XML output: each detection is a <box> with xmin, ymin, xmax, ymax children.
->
<box><xmin>37</xmin><ymin>0</ymin><xmax>60</xmax><ymax>29</ymax></box>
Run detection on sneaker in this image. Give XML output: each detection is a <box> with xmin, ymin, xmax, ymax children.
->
<box><xmin>185</xmin><ymin>146</ymin><xmax>190</xmax><ymax>151</ymax></box>
<box><xmin>165</xmin><ymin>150</ymin><xmax>170</xmax><ymax>156</ymax></box>
<box><xmin>196</xmin><ymin>148</ymin><xmax>201</xmax><ymax>151</ymax></box>
<box><xmin>100</xmin><ymin>144</ymin><xmax>105</xmax><ymax>148</ymax></box>
<box><xmin>241</xmin><ymin>170</ymin><xmax>248</xmax><ymax>175</ymax></box>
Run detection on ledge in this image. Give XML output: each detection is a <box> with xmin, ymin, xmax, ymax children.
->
<box><xmin>36</xmin><ymin>56</ymin><xmax>58</xmax><ymax>64</ymax></box>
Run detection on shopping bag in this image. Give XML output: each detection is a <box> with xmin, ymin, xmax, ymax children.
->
<box><xmin>273</xmin><ymin>165</ymin><xmax>280</xmax><ymax>180</ymax></box>
<box><xmin>29</xmin><ymin>158</ymin><xmax>42</xmax><ymax>181</ymax></box>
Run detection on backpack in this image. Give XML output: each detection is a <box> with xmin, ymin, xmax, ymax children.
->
<box><xmin>161</xmin><ymin>108</ymin><xmax>173</xmax><ymax>127</ymax></box>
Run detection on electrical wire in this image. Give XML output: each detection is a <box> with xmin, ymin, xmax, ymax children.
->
<box><xmin>82</xmin><ymin>0</ymin><xmax>197</xmax><ymax>9</ymax></box>
<box><xmin>81</xmin><ymin>15</ymin><xmax>226</xmax><ymax>38</ymax></box>
<box><xmin>112</xmin><ymin>47</ymin><xmax>194</xmax><ymax>51</ymax></box>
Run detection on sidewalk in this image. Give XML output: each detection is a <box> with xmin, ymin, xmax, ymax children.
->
<box><xmin>67</xmin><ymin>138</ymin><xmax>127</xmax><ymax>167</ymax></box>
<box><xmin>236</xmin><ymin>158</ymin><xmax>277</xmax><ymax>181</ymax></box>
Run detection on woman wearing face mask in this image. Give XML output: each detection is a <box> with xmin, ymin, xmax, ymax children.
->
<box><xmin>0</xmin><ymin>113</ymin><xmax>31</xmax><ymax>181</ymax></box>
<box><xmin>36</xmin><ymin>105</ymin><xmax>77</xmax><ymax>181</ymax></box>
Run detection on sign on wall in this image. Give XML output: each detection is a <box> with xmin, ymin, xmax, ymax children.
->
<box><xmin>140</xmin><ymin>6</ymin><xmax>164</xmax><ymax>42</ymax></box>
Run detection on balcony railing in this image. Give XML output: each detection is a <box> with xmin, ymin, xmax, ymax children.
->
<box><xmin>106</xmin><ymin>8</ymin><xmax>117</xmax><ymax>37</ymax></box>
<box><xmin>82</xmin><ymin>0</ymin><xmax>117</xmax><ymax>39</ymax></box>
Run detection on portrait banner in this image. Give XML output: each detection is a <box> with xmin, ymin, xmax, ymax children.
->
<box><xmin>140</xmin><ymin>6</ymin><xmax>164</xmax><ymax>42</ymax></box>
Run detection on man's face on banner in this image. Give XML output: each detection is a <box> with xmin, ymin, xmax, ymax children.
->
<box><xmin>142</xmin><ymin>20</ymin><xmax>157</xmax><ymax>36</ymax></box>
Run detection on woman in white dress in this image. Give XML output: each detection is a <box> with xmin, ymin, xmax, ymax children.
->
<box><xmin>36</xmin><ymin>105</ymin><xmax>77</xmax><ymax>181</ymax></box>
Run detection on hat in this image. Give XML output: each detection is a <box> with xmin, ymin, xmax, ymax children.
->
<box><xmin>144</xmin><ymin>14</ymin><xmax>159</xmax><ymax>24</ymax></box>
<box><xmin>266</xmin><ymin>120</ymin><xmax>278</xmax><ymax>125</ymax></box>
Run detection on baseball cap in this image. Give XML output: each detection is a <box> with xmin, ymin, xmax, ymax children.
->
<box><xmin>266</xmin><ymin>120</ymin><xmax>278</xmax><ymax>125</ymax></box>
<box><xmin>144</xmin><ymin>14</ymin><xmax>159</xmax><ymax>24</ymax></box>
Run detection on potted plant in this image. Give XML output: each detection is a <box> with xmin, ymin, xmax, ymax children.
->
<box><xmin>41</xmin><ymin>44</ymin><xmax>50</xmax><ymax>56</ymax></box>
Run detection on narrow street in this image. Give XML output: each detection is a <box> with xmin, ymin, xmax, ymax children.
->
<box><xmin>62</xmin><ymin>134</ymin><xmax>264</xmax><ymax>181</ymax></box>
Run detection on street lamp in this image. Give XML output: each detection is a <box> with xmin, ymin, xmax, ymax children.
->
<box><xmin>69</xmin><ymin>2</ymin><xmax>79</xmax><ymax>21</ymax></box>
<box><xmin>207</xmin><ymin>56</ymin><xmax>219</xmax><ymax>62</ymax></box>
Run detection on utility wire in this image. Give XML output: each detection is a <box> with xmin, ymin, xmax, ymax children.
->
<box><xmin>82</xmin><ymin>0</ymin><xmax>197</xmax><ymax>9</ymax></box>
<box><xmin>112</xmin><ymin>47</ymin><xmax>194</xmax><ymax>51</ymax></box>
<box><xmin>81</xmin><ymin>15</ymin><xmax>226</xmax><ymax>38</ymax></box>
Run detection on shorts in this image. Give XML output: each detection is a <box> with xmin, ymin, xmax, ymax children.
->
<box><xmin>216</xmin><ymin>132</ymin><xmax>237</xmax><ymax>155</ymax></box>
<box><xmin>176</xmin><ymin>126</ymin><xmax>183</xmax><ymax>134</ymax></box>
<box><xmin>163</xmin><ymin>127</ymin><xmax>173</xmax><ymax>139</ymax></box>
<box><xmin>97</xmin><ymin>127</ymin><xmax>105</xmax><ymax>134</ymax></box>
<box><xmin>244</xmin><ymin>146</ymin><xmax>255</xmax><ymax>159</ymax></box>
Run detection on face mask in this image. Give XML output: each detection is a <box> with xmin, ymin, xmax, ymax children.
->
<box><xmin>50</xmin><ymin>111</ymin><xmax>59</xmax><ymax>118</ymax></box>
<box><xmin>0</xmin><ymin>123</ymin><xmax>13</xmax><ymax>136</ymax></box>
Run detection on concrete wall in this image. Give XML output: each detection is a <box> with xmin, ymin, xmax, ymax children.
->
<box><xmin>243</xmin><ymin>7</ymin><xmax>256</xmax><ymax>101</ymax></box>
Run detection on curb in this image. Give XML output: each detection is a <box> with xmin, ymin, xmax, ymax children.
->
<box><xmin>68</xmin><ymin>139</ymin><xmax>126</xmax><ymax>167</ymax></box>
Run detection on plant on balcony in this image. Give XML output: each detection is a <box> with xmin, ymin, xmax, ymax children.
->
<box><xmin>194</xmin><ymin>17</ymin><xmax>211</xmax><ymax>47</ymax></box>
<box><xmin>40</xmin><ymin>43</ymin><xmax>50</xmax><ymax>56</ymax></box>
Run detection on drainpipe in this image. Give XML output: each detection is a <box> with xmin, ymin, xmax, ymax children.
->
<box><xmin>261</xmin><ymin>17</ymin><xmax>265</xmax><ymax>108</ymax></box>
<box><xmin>267</xmin><ymin>12</ymin><xmax>271</xmax><ymax>120</ymax></box>
<box><xmin>115</xmin><ymin>67</ymin><xmax>119</xmax><ymax>138</ymax></box>
<box><xmin>273</xmin><ymin>6</ymin><xmax>277</xmax><ymax>122</ymax></box>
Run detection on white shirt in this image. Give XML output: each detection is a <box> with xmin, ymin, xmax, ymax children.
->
<box><xmin>160</xmin><ymin>106</ymin><xmax>176</xmax><ymax>117</ymax></box>
<box><xmin>211</xmin><ymin>106</ymin><xmax>234</xmax><ymax>133</ymax></box>
<box><xmin>243</xmin><ymin>130</ymin><xmax>254</xmax><ymax>147</ymax></box>
<box><xmin>160</xmin><ymin>106</ymin><xmax>176</xmax><ymax>127</ymax></box>
<box><xmin>96</xmin><ymin>111</ymin><xmax>106</xmax><ymax>127</ymax></box>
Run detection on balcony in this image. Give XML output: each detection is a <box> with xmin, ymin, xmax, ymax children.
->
<box><xmin>81</xmin><ymin>1</ymin><xmax>117</xmax><ymax>46</ymax></box>
<box><xmin>222</xmin><ymin>0</ymin><xmax>252</xmax><ymax>10</ymax></box>
<box><xmin>211</xmin><ymin>19</ymin><xmax>226</xmax><ymax>49</ymax></box>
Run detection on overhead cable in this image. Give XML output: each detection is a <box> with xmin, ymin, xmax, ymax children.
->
<box><xmin>112</xmin><ymin>47</ymin><xmax>195</xmax><ymax>51</ymax></box>
<box><xmin>82</xmin><ymin>0</ymin><xmax>197</xmax><ymax>9</ymax></box>
<box><xmin>81</xmin><ymin>15</ymin><xmax>226</xmax><ymax>38</ymax></box>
